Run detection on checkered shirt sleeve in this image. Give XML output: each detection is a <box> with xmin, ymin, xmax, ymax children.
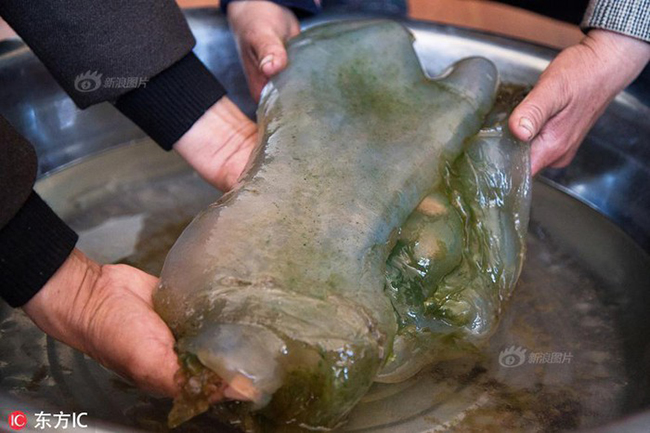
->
<box><xmin>582</xmin><ymin>0</ymin><xmax>650</xmax><ymax>42</ymax></box>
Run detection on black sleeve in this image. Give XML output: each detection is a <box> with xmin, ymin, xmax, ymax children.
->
<box><xmin>0</xmin><ymin>116</ymin><xmax>78</xmax><ymax>308</ymax></box>
<box><xmin>0</xmin><ymin>0</ymin><xmax>227</xmax><ymax>150</ymax></box>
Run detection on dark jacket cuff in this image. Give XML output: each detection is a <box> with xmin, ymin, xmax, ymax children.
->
<box><xmin>221</xmin><ymin>0</ymin><xmax>321</xmax><ymax>17</ymax></box>
<box><xmin>0</xmin><ymin>191</ymin><xmax>78</xmax><ymax>308</ymax></box>
<box><xmin>113</xmin><ymin>52</ymin><xmax>227</xmax><ymax>151</ymax></box>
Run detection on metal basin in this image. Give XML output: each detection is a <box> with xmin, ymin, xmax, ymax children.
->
<box><xmin>1</xmin><ymin>9</ymin><xmax>649</xmax><ymax>432</ymax></box>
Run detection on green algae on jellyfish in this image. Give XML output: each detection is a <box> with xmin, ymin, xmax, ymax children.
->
<box><xmin>153</xmin><ymin>19</ymin><xmax>529</xmax><ymax>432</ymax></box>
<box><xmin>379</xmin><ymin>86</ymin><xmax>531</xmax><ymax>383</ymax></box>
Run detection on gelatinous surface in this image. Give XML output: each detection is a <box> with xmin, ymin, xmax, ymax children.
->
<box><xmin>379</xmin><ymin>86</ymin><xmax>531</xmax><ymax>382</ymax></box>
<box><xmin>154</xmin><ymin>20</ymin><xmax>498</xmax><ymax>430</ymax></box>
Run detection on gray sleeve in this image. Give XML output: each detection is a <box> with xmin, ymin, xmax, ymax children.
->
<box><xmin>0</xmin><ymin>0</ymin><xmax>196</xmax><ymax>108</ymax></box>
<box><xmin>582</xmin><ymin>0</ymin><xmax>650</xmax><ymax>42</ymax></box>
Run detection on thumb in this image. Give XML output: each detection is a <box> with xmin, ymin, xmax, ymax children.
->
<box><xmin>248</xmin><ymin>29</ymin><xmax>289</xmax><ymax>78</ymax></box>
<box><xmin>509</xmin><ymin>73</ymin><xmax>568</xmax><ymax>142</ymax></box>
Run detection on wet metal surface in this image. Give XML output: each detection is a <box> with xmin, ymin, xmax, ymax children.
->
<box><xmin>1</xmin><ymin>141</ymin><xmax>648</xmax><ymax>432</ymax></box>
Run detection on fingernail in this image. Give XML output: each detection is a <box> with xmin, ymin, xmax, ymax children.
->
<box><xmin>259</xmin><ymin>55</ymin><xmax>274</xmax><ymax>72</ymax></box>
<box><xmin>518</xmin><ymin>117</ymin><xmax>534</xmax><ymax>141</ymax></box>
<box><xmin>225</xmin><ymin>374</ymin><xmax>261</xmax><ymax>402</ymax></box>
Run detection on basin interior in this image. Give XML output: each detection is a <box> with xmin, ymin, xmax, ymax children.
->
<box><xmin>1</xmin><ymin>140</ymin><xmax>650</xmax><ymax>432</ymax></box>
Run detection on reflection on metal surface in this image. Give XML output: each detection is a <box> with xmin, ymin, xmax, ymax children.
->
<box><xmin>1</xmin><ymin>7</ymin><xmax>649</xmax><ymax>432</ymax></box>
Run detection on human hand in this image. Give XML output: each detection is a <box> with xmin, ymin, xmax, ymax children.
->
<box><xmin>509</xmin><ymin>29</ymin><xmax>650</xmax><ymax>175</ymax></box>
<box><xmin>227</xmin><ymin>0</ymin><xmax>300</xmax><ymax>101</ymax></box>
<box><xmin>174</xmin><ymin>97</ymin><xmax>257</xmax><ymax>192</ymax></box>
<box><xmin>23</xmin><ymin>249</ymin><xmax>180</xmax><ymax>396</ymax></box>
<box><xmin>23</xmin><ymin>249</ymin><xmax>259</xmax><ymax>402</ymax></box>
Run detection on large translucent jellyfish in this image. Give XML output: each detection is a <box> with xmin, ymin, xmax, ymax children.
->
<box><xmin>379</xmin><ymin>86</ymin><xmax>531</xmax><ymax>382</ymax></box>
<box><xmin>153</xmin><ymin>20</ymin><xmax>528</xmax><ymax>431</ymax></box>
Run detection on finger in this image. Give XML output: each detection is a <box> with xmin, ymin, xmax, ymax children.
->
<box><xmin>528</xmin><ymin>118</ymin><xmax>565</xmax><ymax>175</ymax></box>
<box><xmin>105</xmin><ymin>311</ymin><xmax>180</xmax><ymax>397</ymax></box>
<box><xmin>224</xmin><ymin>374</ymin><xmax>261</xmax><ymax>401</ymax></box>
<box><xmin>530</xmin><ymin>104</ymin><xmax>598</xmax><ymax>175</ymax></box>
<box><xmin>549</xmin><ymin>148</ymin><xmax>579</xmax><ymax>169</ymax></box>
<box><xmin>547</xmin><ymin>130</ymin><xmax>587</xmax><ymax>170</ymax></box>
<box><xmin>529</xmin><ymin>132</ymin><xmax>555</xmax><ymax>175</ymax></box>
<box><xmin>240</xmin><ymin>29</ymin><xmax>289</xmax><ymax>100</ymax></box>
<box><xmin>528</xmin><ymin>111</ymin><xmax>580</xmax><ymax>175</ymax></box>
<box><xmin>145</xmin><ymin>341</ymin><xmax>182</xmax><ymax>397</ymax></box>
<box><xmin>243</xmin><ymin>62</ymin><xmax>268</xmax><ymax>102</ymax></box>
<box><xmin>245</xmin><ymin>28</ymin><xmax>289</xmax><ymax>78</ymax></box>
<box><xmin>104</xmin><ymin>264</ymin><xmax>158</xmax><ymax>303</ymax></box>
<box><xmin>509</xmin><ymin>71</ymin><xmax>569</xmax><ymax>143</ymax></box>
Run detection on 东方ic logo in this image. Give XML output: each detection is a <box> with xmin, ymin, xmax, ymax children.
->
<box><xmin>8</xmin><ymin>411</ymin><xmax>27</xmax><ymax>430</ymax></box>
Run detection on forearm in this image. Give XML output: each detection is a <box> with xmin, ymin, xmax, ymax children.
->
<box><xmin>0</xmin><ymin>116</ymin><xmax>36</xmax><ymax>228</ymax></box>
<box><xmin>0</xmin><ymin>0</ymin><xmax>228</xmax><ymax>150</ymax></box>
<box><xmin>22</xmin><ymin>249</ymin><xmax>97</xmax><ymax>353</ymax></box>
<box><xmin>582</xmin><ymin>29</ymin><xmax>650</xmax><ymax>84</ymax></box>
<box><xmin>0</xmin><ymin>116</ymin><xmax>78</xmax><ymax>308</ymax></box>
<box><xmin>0</xmin><ymin>0</ymin><xmax>195</xmax><ymax>107</ymax></box>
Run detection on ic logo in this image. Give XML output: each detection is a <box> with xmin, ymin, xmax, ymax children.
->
<box><xmin>8</xmin><ymin>411</ymin><xmax>27</xmax><ymax>430</ymax></box>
